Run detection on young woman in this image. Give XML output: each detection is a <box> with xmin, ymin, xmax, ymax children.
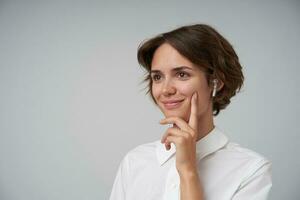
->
<box><xmin>109</xmin><ymin>24</ymin><xmax>272</xmax><ymax>200</ymax></box>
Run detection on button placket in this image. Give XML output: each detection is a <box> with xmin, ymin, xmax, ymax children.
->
<box><xmin>163</xmin><ymin>159</ymin><xmax>180</xmax><ymax>200</ymax></box>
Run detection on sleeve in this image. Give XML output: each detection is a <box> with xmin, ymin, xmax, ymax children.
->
<box><xmin>109</xmin><ymin>154</ymin><xmax>130</xmax><ymax>200</ymax></box>
<box><xmin>232</xmin><ymin>159</ymin><xmax>272</xmax><ymax>200</ymax></box>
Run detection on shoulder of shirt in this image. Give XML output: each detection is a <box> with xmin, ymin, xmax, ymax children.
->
<box><xmin>121</xmin><ymin>140</ymin><xmax>158</xmax><ymax>162</ymax></box>
<box><xmin>224</xmin><ymin>141</ymin><xmax>271</xmax><ymax>163</ymax></box>
<box><xmin>223</xmin><ymin>142</ymin><xmax>273</xmax><ymax>190</ymax></box>
<box><xmin>222</xmin><ymin>141</ymin><xmax>272</xmax><ymax>181</ymax></box>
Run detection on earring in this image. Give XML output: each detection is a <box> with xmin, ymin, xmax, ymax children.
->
<box><xmin>212</xmin><ymin>79</ymin><xmax>218</xmax><ymax>97</ymax></box>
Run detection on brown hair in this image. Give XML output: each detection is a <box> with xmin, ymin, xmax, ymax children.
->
<box><xmin>137</xmin><ymin>24</ymin><xmax>244</xmax><ymax>116</ymax></box>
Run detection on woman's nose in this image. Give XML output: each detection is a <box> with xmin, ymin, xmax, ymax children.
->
<box><xmin>162</xmin><ymin>80</ymin><xmax>176</xmax><ymax>96</ymax></box>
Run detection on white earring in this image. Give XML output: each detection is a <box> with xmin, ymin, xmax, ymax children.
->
<box><xmin>212</xmin><ymin>79</ymin><xmax>218</xmax><ymax>97</ymax></box>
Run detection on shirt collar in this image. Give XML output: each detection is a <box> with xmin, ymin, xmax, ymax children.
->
<box><xmin>155</xmin><ymin>125</ymin><xmax>229</xmax><ymax>166</ymax></box>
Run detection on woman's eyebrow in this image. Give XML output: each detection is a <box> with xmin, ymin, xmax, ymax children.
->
<box><xmin>150</xmin><ymin>66</ymin><xmax>193</xmax><ymax>74</ymax></box>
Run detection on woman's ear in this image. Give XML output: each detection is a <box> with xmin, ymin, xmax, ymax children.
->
<box><xmin>211</xmin><ymin>79</ymin><xmax>223</xmax><ymax>89</ymax></box>
<box><xmin>217</xmin><ymin>79</ymin><xmax>224</xmax><ymax>91</ymax></box>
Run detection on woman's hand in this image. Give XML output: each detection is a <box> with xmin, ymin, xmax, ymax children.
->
<box><xmin>160</xmin><ymin>92</ymin><xmax>199</xmax><ymax>174</ymax></box>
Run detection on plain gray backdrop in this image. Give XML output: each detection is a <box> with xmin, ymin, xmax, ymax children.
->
<box><xmin>0</xmin><ymin>0</ymin><xmax>299</xmax><ymax>199</ymax></box>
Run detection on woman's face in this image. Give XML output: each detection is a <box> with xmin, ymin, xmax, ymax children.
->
<box><xmin>151</xmin><ymin>43</ymin><xmax>213</xmax><ymax>123</ymax></box>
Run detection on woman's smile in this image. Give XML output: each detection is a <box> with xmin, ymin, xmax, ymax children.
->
<box><xmin>162</xmin><ymin>99</ymin><xmax>185</xmax><ymax>109</ymax></box>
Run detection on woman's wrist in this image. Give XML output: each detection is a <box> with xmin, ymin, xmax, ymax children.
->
<box><xmin>179</xmin><ymin>167</ymin><xmax>204</xmax><ymax>200</ymax></box>
<box><xmin>178</xmin><ymin>166</ymin><xmax>199</xmax><ymax>180</ymax></box>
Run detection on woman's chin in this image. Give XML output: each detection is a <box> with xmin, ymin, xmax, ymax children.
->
<box><xmin>162</xmin><ymin>109</ymin><xmax>189</xmax><ymax>121</ymax></box>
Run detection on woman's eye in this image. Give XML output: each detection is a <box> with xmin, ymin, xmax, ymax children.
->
<box><xmin>152</xmin><ymin>74</ymin><xmax>161</xmax><ymax>81</ymax></box>
<box><xmin>177</xmin><ymin>72</ymin><xmax>189</xmax><ymax>79</ymax></box>
<box><xmin>151</xmin><ymin>72</ymin><xmax>189</xmax><ymax>81</ymax></box>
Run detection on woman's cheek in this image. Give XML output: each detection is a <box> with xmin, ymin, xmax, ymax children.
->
<box><xmin>179</xmin><ymin>83</ymin><xmax>197</xmax><ymax>97</ymax></box>
<box><xmin>151</xmin><ymin>86</ymin><xmax>159</xmax><ymax>101</ymax></box>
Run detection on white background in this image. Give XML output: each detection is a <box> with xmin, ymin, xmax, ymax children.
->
<box><xmin>0</xmin><ymin>0</ymin><xmax>299</xmax><ymax>199</ymax></box>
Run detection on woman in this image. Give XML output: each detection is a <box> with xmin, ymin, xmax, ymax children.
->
<box><xmin>109</xmin><ymin>24</ymin><xmax>272</xmax><ymax>200</ymax></box>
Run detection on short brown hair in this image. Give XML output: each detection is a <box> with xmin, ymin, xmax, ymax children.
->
<box><xmin>137</xmin><ymin>24</ymin><xmax>244</xmax><ymax>116</ymax></box>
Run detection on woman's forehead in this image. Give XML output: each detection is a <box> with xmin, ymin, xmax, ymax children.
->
<box><xmin>151</xmin><ymin>43</ymin><xmax>193</xmax><ymax>66</ymax></box>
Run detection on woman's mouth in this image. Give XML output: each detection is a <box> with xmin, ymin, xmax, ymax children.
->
<box><xmin>162</xmin><ymin>99</ymin><xmax>184</xmax><ymax>110</ymax></box>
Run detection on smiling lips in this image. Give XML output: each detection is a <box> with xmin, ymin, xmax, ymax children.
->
<box><xmin>162</xmin><ymin>99</ymin><xmax>184</xmax><ymax>109</ymax></box>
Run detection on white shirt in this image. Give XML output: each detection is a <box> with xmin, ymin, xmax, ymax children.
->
<box><xmin>109</xmin><ymin>126</ymin><xmax>272</xmax><ymax>200</ymax></box>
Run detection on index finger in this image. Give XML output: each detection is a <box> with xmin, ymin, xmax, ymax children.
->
<box><xmin>188</xmin><ymin>92</ymin><xmax>198</xmax><ymax>131</ymax></box>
